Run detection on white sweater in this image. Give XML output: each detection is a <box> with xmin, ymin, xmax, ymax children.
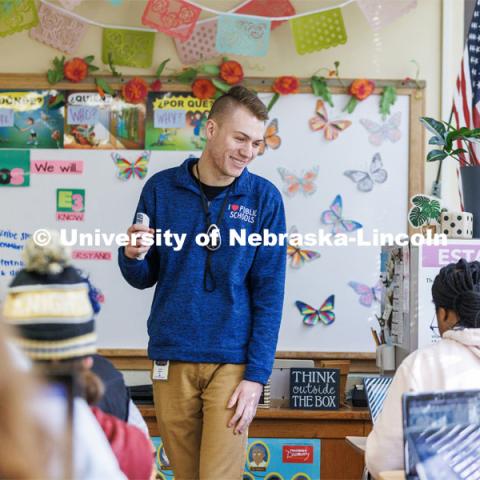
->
<box><xmin>365</xmin><ymin>328</ymin><xmax>480</xmax><ymax>479</ymax></box>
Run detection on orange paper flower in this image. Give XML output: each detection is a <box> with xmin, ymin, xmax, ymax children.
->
<box><xmin>122</xmin><ymin>77</ymin><xmax>148</xmax><ymax>104</ymax></box>
<box><xmin>192</xmin><ymin>79</ymin><xmax>216</xmax><ymax>99</ymax></box>
<box><xmin>349</xmin><ymin>79</ymin><xmax>375</xmax><ymax>100</ymax></box>
<box><xmin>63</xmin><ymin>58</ymin><xmax>88</xmax><ymax>83</ymax></box>
<box><xmin>219</xmin><ymin>61</ymin><xmax>244</xmax><ymax>85</ymax></box>
<box><xmin>272</xmin><ymin>76</ymin><xmax>299</xmax><ymax>95</ymax></box>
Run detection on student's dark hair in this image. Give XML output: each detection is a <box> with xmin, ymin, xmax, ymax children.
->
<box><xmin>208</xmin><ymin>85</ymin><xmax>269</xmax><ymax>122</ymax></box>
<box><xmin>431</xmin><ymin>258</ymin><xmax>480</xmax><ymax>328</ymax></box>
<box><xmin>39</xmin><ymin>359</ymin><xmax>105</xmax><ymax>405</ymax></box>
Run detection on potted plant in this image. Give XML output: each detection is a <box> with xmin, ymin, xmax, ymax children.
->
<box><xmin>408</xmin><ymin>194</ymin><xmax>441</xmax><ymax>236</ymax></box>
<box><xmin>420</xmin><ymin>117</ymin><xmax>480</xmax><ymax>237</ymax></box>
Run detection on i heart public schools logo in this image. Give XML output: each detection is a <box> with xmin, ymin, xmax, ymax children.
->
<box><xmin>228</xmin><ymin>203</ymin><xmax>257</xmax><ymax>224</ymax></box>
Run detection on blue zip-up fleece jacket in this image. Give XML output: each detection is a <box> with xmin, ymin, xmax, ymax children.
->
<box><xmin>118</xmin><ymin>158</ymin><xmax>286</xmax><ymax>384</ymax></box>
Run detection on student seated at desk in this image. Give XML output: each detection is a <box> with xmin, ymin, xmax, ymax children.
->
<box><xmin>3</xmin><ymin>232</ymin><xmax>154</xmax><ymax>480</ymax></box>
<box><xmin>365</xmin><ymin>259</ymin><xmax>480</xmax><ymax>478</ymax></box>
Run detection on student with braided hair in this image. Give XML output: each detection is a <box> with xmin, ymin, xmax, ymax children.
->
<box><xmin>365</xmin><ymin>258</ymin><xmax>480</xmax><ymax>478</ymax></box>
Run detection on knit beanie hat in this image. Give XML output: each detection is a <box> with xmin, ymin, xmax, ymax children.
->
<box><xmin>2</xmin><ymin>230</ymin><xmax>99</xmax><ymax>361</ymax></box>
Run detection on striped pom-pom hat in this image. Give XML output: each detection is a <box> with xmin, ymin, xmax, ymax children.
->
<box><xmin>2</xmin><ymin>230</ymin><xmax>98</xmax><ymax>361</ymax></box>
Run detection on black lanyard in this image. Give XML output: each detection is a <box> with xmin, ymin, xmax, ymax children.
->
<box><xmin>195</xmin><ymin>163</ymin><xmax>235</xmax><ymax>292</ymax></box>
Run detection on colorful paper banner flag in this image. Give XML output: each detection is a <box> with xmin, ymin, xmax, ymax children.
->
<box><xmin>58</xmin><ymin>0</ymin><xmax>83</xmax><ymax>9</ymax></box>
<box><xmin>235</xmin><ymin>0</ymin><xmax>295</xmax><ymax>30</ymax></box>
<box><xmin>291</xmin><ymin>8</ymin><xmax>347</xmax><ymax>55</ymax></box>
<box><xmin>0</xmin><ymin>0</ymin><xmax>38</xmax><ymax>38</ymax></box>
<box><xmin>29</xmin><ymin>1</ymin><xmax>88</xmax><ymax>55</ymax></box>
<box><xmin>216</xmin><ymin>14</ymin><xmax>271</xmax><ymax>57</ymax></box>
<box><xmin>142</xmin><ymin>0</ymin><xmax>202</xmax><ymax>41</ymax></box>
<box><xmin>357</xmin><ymin>0</ymin><xmax>418</xmax><ymax>30</ymax></box>
<box><xmin>175</xmin><ymin>19</ymin><xmax>220</xmax><ymax>64</ymax></box>
<box><xmin>102</xmin><ymin>28</ymin><xmax>155</xmax><ymax>68</ymax></box>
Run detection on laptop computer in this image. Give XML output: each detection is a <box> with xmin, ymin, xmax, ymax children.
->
<box><xmin>363</xmin><ymin>376</ymin><xmax>393</xmax><ymax>423</ymax></box>
<box><xmin>402</xmin><ymin>390</ymin><xmax>480</xmax><ymax>480</ymax></box>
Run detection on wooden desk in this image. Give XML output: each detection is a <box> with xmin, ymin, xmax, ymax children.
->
<box><xmin>139</xmin><ymin>404</ymin><xmax>372</xmax><ymax>480</ymax></box>
<box><xmin>378</xmin><ymin>471</ymin><xmax>405</xmax><ymax>480</ymax></box>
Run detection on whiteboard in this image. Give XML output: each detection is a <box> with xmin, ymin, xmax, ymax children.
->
<box><xmin>0</xmin><ymin>91</ymin><xmax>411</xmax><ymax>353</ymax></box>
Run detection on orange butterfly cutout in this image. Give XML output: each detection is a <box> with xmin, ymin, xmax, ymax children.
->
<box><xmin>258</xmin><ymin>118</ymin><xmax>281</xmax><ymax>156</ymax></box>
<box><xmin>309</xmin><ymin>100</ymin><xmax>352</xmax><ymax>141</ymax></box>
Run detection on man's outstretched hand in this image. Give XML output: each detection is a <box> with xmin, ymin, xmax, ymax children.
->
<box><xmin>227</xmin><ymin>380</ymin><xmax>263</xmax><ymax>435</ymax></box>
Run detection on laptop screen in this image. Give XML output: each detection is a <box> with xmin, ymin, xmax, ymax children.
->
<box><xmin>364</xmin><ymin>376</ymin><xmax>393</xmax><ymax>424</ymax></box>
<box><xmin>402</xmin><ymin>390</ymin><xmax>480</xmax><ymax>480</ymax></box>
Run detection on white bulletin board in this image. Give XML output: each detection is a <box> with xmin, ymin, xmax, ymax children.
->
<box><xmin>0</xmin><ymin>78</ymin><xmax>424</xmax><ymax>355</ymax></box>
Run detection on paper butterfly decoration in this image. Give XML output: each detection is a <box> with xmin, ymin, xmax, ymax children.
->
<box><xmin>296</xmin><ymin>295</ymin><xmax>335</xmax><ymax>326</ymax></box>
<box><xmin>343</xmin><ymin>153</ymin><xmax>388</xmax><ymax>192</ymax></box>
<box><xmin>277</xmin><ymin>166</ymin><xmax>319</xmax><ymax>197</ymax></box>
<box><xmin>309</xmin><ymin>99</ymin><xmax>352</xmax><ymax>141</ymax></box>
<box><xmin>348</xmin><ymin>281</ymin><xmax>382</xmax><ymax>307</ymax></box>
<box><xmin>287</xmin><ymin>226</ymin><xmax>320</xmax><ymax>269</ymax></box>
<box><xmin>321</xmin><ymin>194</ymin><xmax>363</xmax><ymax>235</ymax></box>
<box><xmin>359</xmin><ymin>112</ymin><xmax>401</xmax><ymax>146</ymax></box>
<box><xmin>258</xmin><ymin>118</ymin><xmax>281</xmax><ymax>155</ymax></box>
<box><xmin>112</xmin><ymin>151</ymin><xmax>150</xmax><ymax>180</ymax></box>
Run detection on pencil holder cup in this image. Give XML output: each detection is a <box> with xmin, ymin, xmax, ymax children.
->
<box><xmin>376</xmin><ymin>345</ymin><xmax>395</xmax><ymax>372</ymax></box>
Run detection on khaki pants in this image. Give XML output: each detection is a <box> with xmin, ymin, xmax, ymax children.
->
<box><xmin>153</xmin><ymin>362</ymin><xmax>248</xmax><ymax>480</ymax></box>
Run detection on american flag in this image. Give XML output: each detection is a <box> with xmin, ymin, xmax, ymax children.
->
<box><xmin>452</xmin><ymin>0</ymin><xmax>480</xmax><ymax>167</ymax></box>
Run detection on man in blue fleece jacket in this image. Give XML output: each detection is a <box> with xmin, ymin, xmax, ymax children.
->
<box><xmin>119</xmin><ymin>86</ymin><xmax>286</xmax><ymax>480</ymax></box>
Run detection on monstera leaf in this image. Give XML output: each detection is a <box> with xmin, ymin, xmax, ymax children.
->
<box><xmin>409</xmin><ymin>206</ymin><xmax>427</xmax><ymax>228</ymax></box>
<box><xmin>409</xmin><ymin>194</ymin><xmax>441</xmax><ymax>228</ymax></box>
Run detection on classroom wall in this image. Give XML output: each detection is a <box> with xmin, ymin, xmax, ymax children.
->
<box><xmin>0</xmin><ymin>0</ymin><xmax>463</xmax><ymax>207</ymax></box>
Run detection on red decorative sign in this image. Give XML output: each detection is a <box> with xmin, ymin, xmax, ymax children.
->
<box><xmin>282</xmin><ymin>445</ymin><xmax>314</xmax><ymax>463</ymax></box>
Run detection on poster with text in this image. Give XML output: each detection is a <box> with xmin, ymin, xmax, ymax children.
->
<box><xmin>64</xmin><ymin>92</ymin><xmax>145</xmax><ymax>149</ymax></box>
<box><xmin>0</xmin><ymin>90</ymin><xmax>64</xmax><ymax>149</ymax></box>
<box><xmin>146</xmin><ymin>92</ymin><xmax>214</xmax><ymax>151</ymax></box>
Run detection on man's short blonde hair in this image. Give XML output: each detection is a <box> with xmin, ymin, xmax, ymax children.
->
<box><xmin>208</xmin><ymin>86</ymin><xmax>269</xmax><ymax>122</ymax></box>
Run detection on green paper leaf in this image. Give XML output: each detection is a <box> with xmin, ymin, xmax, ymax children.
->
<box><xmin>267</xmin><ymin>92</ymin><xmax>280</xmax><ymax>112</ymax></box>
<box><xmin>175</xmin><ymin>68</ymin><xmax>198</xmax><ymax>84</ymax></box>
<box><xmin>88</xmin><ymin>65</ymin><xmax>99</xmax><ymax>72</ymax></box>
<box><xmin>95</xmin><ymin>77</ymin><xmax>114</xmax><ymax>96</ymax></box>
<box><xmin>211</xmin><ymin>78</ymin><xmax>230</xmax><ymax>93</ymax></box>
<box><xmin>47</xmin><ymin>69</ymin><xmax>56</xmax><ymax>85</ymax></box>
<box><xmin>107</xmin><ymin>52</ymin><xmax>123</xmax><ymax>78</ymax></box>
<box><xmin>311</xmin><ymin>76</ymin><xmax>334</xmax><ymax>107</ymax></box>
<box><xmin>199</xmin><ymin>64</ymin><xmax>220</xmax><ymax>76</ymax></box>
<box><xmin>344</xmin><ymin>97</ymin><xmax>358</xmax><ymax>114</ymax></box>
<box><xmin>380</xmin><ymin>86</ymin><xmax>397</xmax><ymax>119</ymax></box>
<box><xmin>53</xmin><ymin>56</ymin><xmax>65</xmax><ymax>69</ymax></box>
<box><xmin>84</xmin><ymin>55</ymin><xmax>95</xmax><ymax>64</ymax></box>
<box><xmin>156</xmin><ymin>58</ymin><xmax>170</xmax><ymax>78</ymax></box>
